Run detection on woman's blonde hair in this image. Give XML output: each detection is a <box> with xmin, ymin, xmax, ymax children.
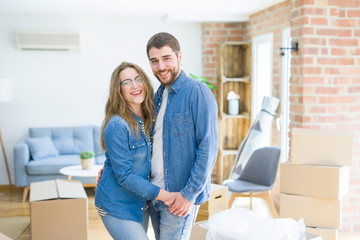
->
<box><xmin>100</xmin><ymin>62</ymin><xmax>154</xmax><ymax>150</ymax></box>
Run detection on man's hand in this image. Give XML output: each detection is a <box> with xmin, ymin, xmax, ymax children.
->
<box><xmin>96</xmin><ymin>167</ymin><xmax>104</xmax><ymax>186</ymax></box>
<box><xmin>168</xmin><ymin>192</ymin><xmax>193</xmax><ymax>217</ymax></box>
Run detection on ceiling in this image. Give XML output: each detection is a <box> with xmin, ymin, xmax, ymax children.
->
<box><xmin>0</xmin><ymin>0</ymin><xmax>285</xmax><ymax>22</ymax></box>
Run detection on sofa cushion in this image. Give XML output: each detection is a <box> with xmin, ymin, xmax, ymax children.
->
<box><xmin>30</xmin><ymin>126</ymin><xmax>94</xmax><ymax>155</ymax></box>
<box><xmin>26</xmin><ymin>155</ymin><xmax>81</xmax><ymax>175</ymax></box>
<box><xmin>26</xmin><ymin>137</ymin><xmax>59</xmax><ymax>160</ymax></box>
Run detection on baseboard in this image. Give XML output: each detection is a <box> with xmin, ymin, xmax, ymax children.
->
<box><xmin>0</xmin><ymin>185</ymin><xmax>22</xmax><ymax>192</ymax></box>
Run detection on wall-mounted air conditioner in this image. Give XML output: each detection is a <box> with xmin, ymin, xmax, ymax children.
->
<box><xmin>16</xmin><ymin>31</ymin><xmax>80</xmax><ymax>51</ymax></box>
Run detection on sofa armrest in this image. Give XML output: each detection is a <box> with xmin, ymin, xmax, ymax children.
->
<box><xmin>14</xmin><ymin>139</ymin><xmax>30</xmax><ymax>187</ymax></box>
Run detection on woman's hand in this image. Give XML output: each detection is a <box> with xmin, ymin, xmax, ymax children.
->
<box><xmin>96</xmin><ymin>166</ymin><xmax>104</xmax><ymax>186</ymax></box>
<box><xmin>156</xmin><ymin>189</ymin><xmax>177</xmax><ymax>207</ymax></box>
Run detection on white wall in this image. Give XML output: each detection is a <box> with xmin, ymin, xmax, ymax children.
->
<box><xmin>0</xmin><ymin>14</ymin><xmax>202</xmax><ymax>185</ymax></box>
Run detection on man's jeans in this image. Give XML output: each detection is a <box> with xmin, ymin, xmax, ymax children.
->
<box><xmin>149</xmin><ymin>199</ymin><xmax>200</xmax><ymax>240</ymax></box>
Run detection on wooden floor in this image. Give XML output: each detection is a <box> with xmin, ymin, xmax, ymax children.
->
<box><xmin>1</xmin><ymin>186</ymin><xmax>360</xmax><ymax>240</ymax></box>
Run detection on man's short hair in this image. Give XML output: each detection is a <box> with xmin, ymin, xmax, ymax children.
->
<box><xmin>146</xmin><ymin>32</ymin><xmax>181</xmax><ymax>58</ymax></box>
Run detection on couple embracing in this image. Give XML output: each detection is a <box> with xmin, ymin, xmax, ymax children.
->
<box><xmin>95</xmin><ymin>32</ymin><xmax>218</xmax><ymax>240</ymax></box>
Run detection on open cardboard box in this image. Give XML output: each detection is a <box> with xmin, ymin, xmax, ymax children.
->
<box><xmin>30</xmin><ymin>179</ymin><xmax>88</xmax><ymax>240</ymax></box>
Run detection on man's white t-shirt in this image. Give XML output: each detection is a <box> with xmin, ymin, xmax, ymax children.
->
<box><xmin>150</xmin><ymin>88</ymin><xmax>168</xmax><ymax>189</ymax></box>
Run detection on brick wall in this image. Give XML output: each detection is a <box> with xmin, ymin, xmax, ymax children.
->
<box><xmin>203</xmin><ymin>0</ymin><xmax>360</xmax><ymax>232</ymax></box>
<box><xmin>290</xmin><ymin>0</ymin><xmax>360</xmax><ymax>231</ymax></box>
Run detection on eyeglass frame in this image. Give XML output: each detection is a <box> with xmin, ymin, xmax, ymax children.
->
<box><xmin>120</xmin><ymin>76</ymin><xmax>143</xmax><ymax>88</ymax></box>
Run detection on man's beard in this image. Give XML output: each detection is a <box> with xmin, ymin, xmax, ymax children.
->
<box><xmin>156</xmin><ymin>66</ymin><xmax>180</xmax><ymax>87</ymax></box>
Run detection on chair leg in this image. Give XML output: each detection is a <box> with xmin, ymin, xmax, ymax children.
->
<box><xmin>249</xmin><ymin>193</ymin><xmax>253</xmax><ymax>210</ymax></box>
<box><xmin>22</xmin><ymin>186</ymin><xmax>30</xmax><ymax>203</ymax></box>
<box><xmin>228</xmin><ymin>193</ymin><xmax>236</xmax><ymax>208</ymax></box>
<box><xmin>228</xmin><ymin>193</ymin><xmax>252</xmax><ymax>209</ymax></box>
<box><xmin>253</xmin><ymin>192</ymin><xmax>278</xmax><ymax>218</ymax></box>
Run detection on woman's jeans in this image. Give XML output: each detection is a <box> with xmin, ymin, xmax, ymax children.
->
<box><xmin>101</xmin><ymin>208</ymin><xmax>150</xmax><ymax>240</ymax></box>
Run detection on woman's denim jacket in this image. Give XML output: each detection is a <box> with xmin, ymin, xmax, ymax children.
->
<box><xmin>95</xmin><ymin>115</ymin><xmax>160</xmax><ymax>223</ymax></box>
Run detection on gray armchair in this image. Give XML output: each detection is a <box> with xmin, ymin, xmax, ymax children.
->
<box><xmin>223</xmin><ymin>146</ymin><xmax>281</xmax><ymax>218</ymax></box>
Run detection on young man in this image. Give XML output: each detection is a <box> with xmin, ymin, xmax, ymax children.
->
<box><xmin>146</xmin><ymin>32</ymin><xmax>218</xmax><ymax>240</ymax></box>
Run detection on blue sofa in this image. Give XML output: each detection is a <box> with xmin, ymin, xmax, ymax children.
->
<box><xmin>14</xmin><ymin>126</ymin><xmax>105</xmax><ymax>202</ymax></box>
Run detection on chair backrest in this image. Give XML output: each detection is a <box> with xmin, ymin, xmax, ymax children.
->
<box><xmin>239</xmin><ymin>146</ymin><xmax>281</xmax><ymax>187</ymax></box>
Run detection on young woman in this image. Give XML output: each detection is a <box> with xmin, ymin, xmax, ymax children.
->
<box><xmin>95</xmin><ymin>62</ymin><xmax>175</xmax><ymax>240</ymax></box>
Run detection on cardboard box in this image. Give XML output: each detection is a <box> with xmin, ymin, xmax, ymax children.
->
<box><xmin>30</xmin><ymin>179</ymin><xmax>88</xmax><ymax>240</ymax></box>
<box><xmin>280</xmin><ymin>162</ymin><xmax>350</xmax><ymax>199</ymax></box>
<box><xmin>306</xmin><ymin>227</ymin><xmax>338</xmax><ymax>240</ymax></box>
<box><xmin>190</xmin><ymin>220</ymin><xmax>208</xmax><ymax>240</ymax></box>
<box><xmin>291</xmin><ymin>128</ymin><xmax>353</xmax><ymax>166</ymax></box>
<box><xmin>200</xmin><ymin>184</ymin><xmax>228</xmax><ymax>211</ymax></box>
<box><xmin>280</xmin><ymin>193</ymin><xmax>342</xmax><ymax>229</ymax></box>
<box><xmin>196</xmin><ymin>205</ymin><xmax>228</xmax><ymax>222</ymax></box>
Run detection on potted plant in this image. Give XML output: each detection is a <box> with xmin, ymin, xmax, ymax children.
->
<box><xmin>80</xmin><ymin>150</ymin><xmax>95</xmax><ymax>170</ymax></box>
<box><xmin>189</xmin><ymin>73</ymin><xmax>216</xmax><ymax>91</ymax></box>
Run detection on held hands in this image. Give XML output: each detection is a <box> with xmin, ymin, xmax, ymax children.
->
<box><xmin>156</xmin><ymin>190</ymin><xmax>193</xmax><ymax>217</ymax></box>
<box><xmin>168</xmin><ymin>192</ymin><xmax>193</xmax><ymax>217</ymax></box>
<box><xmin>96</xmin><ymin>166</ymin><xmax>104</xmax><ymax>186</ymax></box>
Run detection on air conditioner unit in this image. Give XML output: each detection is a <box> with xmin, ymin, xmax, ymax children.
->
<box><xmin>16</xmin><ymin>31</ymin><xmax>80</xmax><ymax>51</ymax></box>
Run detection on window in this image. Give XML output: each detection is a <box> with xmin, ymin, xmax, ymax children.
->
<box><xmin>252</xmin><ymin>33</ymin><xmax>274</xmax><ymax>145</ymax></box>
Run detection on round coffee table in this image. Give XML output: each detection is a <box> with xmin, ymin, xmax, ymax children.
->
<box><xmin>59</xmin><ymin>164</ymin><xmax>103</xmax><ymax>188</ymax></box>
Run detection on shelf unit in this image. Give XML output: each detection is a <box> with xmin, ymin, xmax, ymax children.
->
<box><xmin>216</xmin><ymin>42</ymin><xmax>251</xmax><ymax>184</ymax></box>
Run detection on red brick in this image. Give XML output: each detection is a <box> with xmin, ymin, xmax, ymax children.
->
<box><xmin>330</xmin><ymin>38</ymin><xmax>358</xmax><ymax>46</ymax></box>
<box><xmin>302</xmin><ymin>76</ymin><xmax>326</xmax><ymax>84</ymax></box>
<box><xmin>302</xmin><ymin>37</ymin><xmax>326</xmax><ymax>45</ymax></box>
<box><xmin>338</xmin><ymin>19</ymin><xmax>357</xmax><ymax>27</ymax></box>
<box><xmin>348</xmin><ymin>10</ymin><xmax>360</xmax><ymax>17</ymax></box>
<box><xmin>319</xmin><ymin>96</ymin><xmax>338</xmax><ymax>104</ymax></box>
<box><xmin>318</xmin><ymin>57</ymin><xmax>338</xmax><ymax>65</ymax></box>
<box><xmin>342</xmin><ymin>68</ymin><xmax>360</xmax><ymax>75</ymax></box>
<box><xmin>224</xmin><ymin>23</ymin><xmax>242</xmax><ymax>28</ymax></box>
<box><xmin>227</xmin><ymin>36</ymin><xmax>244</xmax><ymax>42</ymax></box>
<box><xmin>321</xmin><ymin>48</ymin><xmax>329</xmax><ymax>55</ymax></box>
<box><xmin>303</xmin><ymin>47</ymin><xmax>319</xmax><ymax>55</ymax></box>
<box><xmin>309</xmin><ymin>106</ymin><xmax>326</xmax><ymax>113</ymax></box>
<box><xmin>315</xmin><ymin>86</ymin><xmax>339</xmax><ymax>94</ymax></box>
<box><xmin>302</xmin><ymin>66</ymin><xmax>322</xmax><ymax>74</ymax></box>
<box><xmin>311</xmin><ymin>17</ymin><xmax>328</xmax><ymax>25</ymax></box>
<box><xmin>348</xmin><ymin>86</ymin><xmax>360</xmax><ymax>93</ymax></box>
<box><xmin>339</xmin><ymin>58</ymin><xmax>355</xmax><ymax>65</ymax></box>
<box><xmin>341</xmin><ymin>0</ymin><xmax>360</xmax><ymax>8</ymax></box>
<box><xmin>338</xmin><ymin>96</ymin><xmax>358</xmax><ymax>103</ymax></box>
<box><xmin>330</xmin><ymin>8</ymin><xmax>339</xmax><ymax>16</ymax></box>
<box><xmin>331</xmin><ymin>48</ymin><xmax>347</xmax><ymax>56</ymax></box>
<box><xmin>303</xmin><ymin>7</ymin><xmax>327</xmax><ymax>15</ymax></box>
<box><xmin>325</xmin><ymin>67</ymin><xmax>341</xmax><ymax>75</ymax></box>
<box><xmin>316</xmin><ymin>28</ymin><xmax>339</xmax><ymax>36</ymax></box>
<box><xmin>339</xmin><ymin>29</ymin><xmax>353</xmax><ymax>37</ymax></box>
<box><xmin>209</xmin><ymin>36</ymin><xmax>226</xmax><ymax>42</ymax></box>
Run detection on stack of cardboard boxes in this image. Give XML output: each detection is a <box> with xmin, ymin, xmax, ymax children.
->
<box><xmin>195</xmin><ymin>184</ymin><xmax>229</xmax><ymax>222</ymax></box>
<box><xmin>280</xmin><ymin>128</ymin><xmax>353</xmax><ymax>240</ymax></box>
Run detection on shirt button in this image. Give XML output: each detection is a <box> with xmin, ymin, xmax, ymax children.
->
<box><xmin>148</xmin><ymin>159</ymin><xmax>151</xmax><ymax>162</ymax></box>
<box><xmin>141</xmin><ymin>207</ymin><xmax>144</xmax><ymax>210</ymax></box>
<box><xmin>132</xmin><ymin>146</ymin><xmax>135</xmax><ymax>148</ymax></box>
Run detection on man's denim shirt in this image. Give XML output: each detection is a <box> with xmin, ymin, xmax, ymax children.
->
<box><xmin>154</xmin><ymin>70</ymin><xmax>218</xmax><ymax>205</ymax></box>
<box><xmin>95</xmin><ymin>115</ymin><xmax>160</xmax><ymax>224</ymax></box>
